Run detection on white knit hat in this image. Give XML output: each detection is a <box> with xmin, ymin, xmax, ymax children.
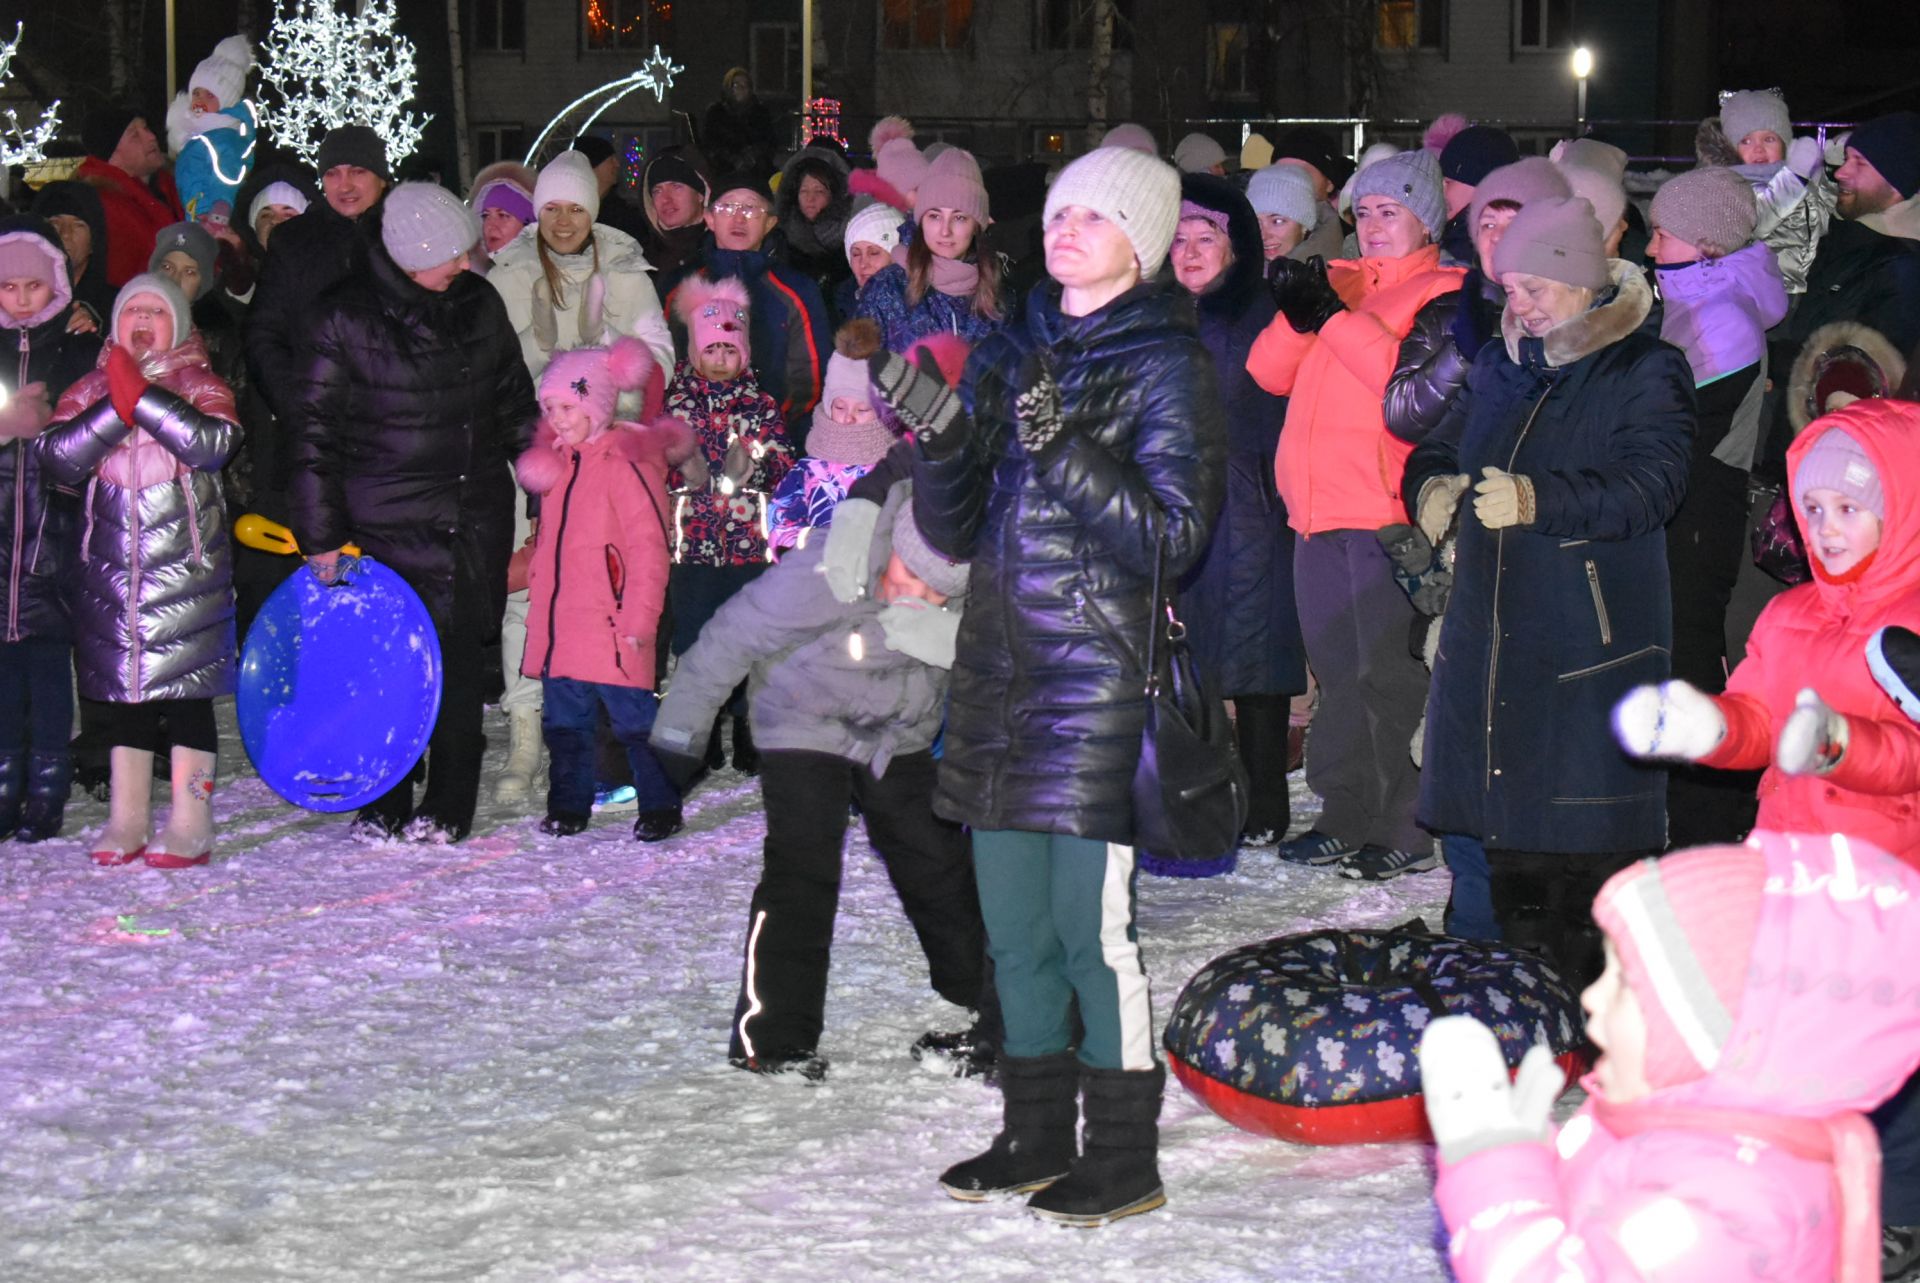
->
<box><xmin>534</xmin><ymin>151</ymin><xmax>601</xmax><ymax>222</ymax></box>
<box><xmin>189</xmin><ymin>35</ymin><xmax>252</xmax><ymax>108</ymax></box>
<box><xmin>247</xmin><ymin>181</ymin><xmax>309</xmax><ymax>230</ymax></box>
<box><xmin>845</xmin><ymin>201</ymin><xmax>904</xmax><ymax>260</ymax></box>
<box><xmin>381</xmin><ymin>182</ymin><xmax>481</xmax><ymax>272</ymax></box>
<box><xmin>1247</xmin><ymin>165</ymin><xmax>1320</xmax><ymax>229</ymax></box>
<box><xmin>111</xmin><ymin>273</ymin><xmax>194</xmax><ymax>347</ymax></box>
<box><xmin>1098</xmin><ymin>123</ymin><xmax>1159</xmax><ymax>155</ymax></box>
<box><xmin>1720</xmin><ymin>90</ymin><xmax>1793</xmax><ymax>149</ymax></box>
<box><xmin>1044</xmin><ymin>147</ymin><xmax>1182</xmax><ymax>277</ymax></box>
<box><xmin>1172</xmin><ymin>132</ymin><xmax>1228</xmax><ymax>173</ymax></box>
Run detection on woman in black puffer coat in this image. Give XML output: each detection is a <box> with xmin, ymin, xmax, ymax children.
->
<box><xmin>875</xmin><ymin>149</ymin><xmax>1223</xmax><ymax>1228</ymax></box>
<box><xmin>289</xmin><ymin>184</ymin><xmax>538</xmax><ymax>843</ymax></box>
<box><xmin>1171</xmin><ymin>173</ymin><xmax>1306</xmax><ymax>848</ymax></box>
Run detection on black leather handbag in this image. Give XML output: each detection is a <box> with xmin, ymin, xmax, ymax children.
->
<box><xmin>1130</xmin><ymin>521</ymin><xmax>1251</xmax><ymax>862</ymax></box>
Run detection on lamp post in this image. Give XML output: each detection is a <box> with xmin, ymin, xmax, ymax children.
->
<box><xmin>1571</xmin><ymin>46</ymin><xmax>1594</xmax><ymax>136</ymax></box>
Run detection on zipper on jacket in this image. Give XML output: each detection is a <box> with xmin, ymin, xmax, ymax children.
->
<box><xmin>1482</xmin><ymin>382</ymin><xmax>1555</xmax><ymax>791</ymax></box>
<box><xmin>126</xmin><ymin>473</ymin><xmax>143</xmax><ymax>700</ymax></box>
<box><xmin>540</xmin><ymin>454</ymin><xmax>582</xmax><ymax>679</ymax></box>
<box><xmin>1584</xmin><ymin>560</ymin><xmax>1613</xmax><ymax>646</ymax></box>
<box><xmin>6</xmin><ymin>328</ymin><xmax>27</xmax><ymax>641</ymax></box>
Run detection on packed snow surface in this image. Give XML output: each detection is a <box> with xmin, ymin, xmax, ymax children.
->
<box><xmin>3</xmin><ymin>704</ymin><xmax>1464</xmax><ymax>1281</ymax></box>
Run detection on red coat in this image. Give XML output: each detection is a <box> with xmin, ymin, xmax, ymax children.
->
<box><xmin>77</xmin><ymin>157</ymin><xmax>185</xmax><ymax>289</ymax></box>
<box><xmin>515</xmin><ymin>419</ymin><xmax>689</xmax><ymax>690</ymax></box>
<box><xmin>1704</xmin><ymin>399</ymin><xmax>1920</xmax><ymax>865</ymax></box>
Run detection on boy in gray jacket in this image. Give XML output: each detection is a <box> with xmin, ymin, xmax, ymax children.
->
<box><xmin>652</xmin><ymin>478</ymin><xmax>992</xmax><ymax>1081</ymax></box>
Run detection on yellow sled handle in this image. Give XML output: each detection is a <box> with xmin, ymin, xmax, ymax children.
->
<box><xmin>235</xmin><ymin>514</ymin><xmax>361</xmax><ymax>559</ymax></box>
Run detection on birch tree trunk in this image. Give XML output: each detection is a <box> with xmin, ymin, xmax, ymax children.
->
<box><xmin>446</xmin><ymin>0</ymin><xmax>472</xmax><ymax>186</ymax></box>
<box><xmin>1086</xmin><ymin>0</ymin><xmax>1114</xmax><ymax>151</ymax></box>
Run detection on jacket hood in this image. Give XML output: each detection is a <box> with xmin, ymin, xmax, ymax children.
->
<box><xmin>0</xmin><ymin>221</ymin><xmax>74</xmax><ymax>329</ymax></box>
<box><xmin>1177</xmin><ymin>171</ymin><xmax>1265</xmax><ymax>319</ymax></box>
<box><xmin>98</xmin><ymin>328</ymin><xmax>214</xmax><ymax>383</ymax></box>
<box><xmin>1786</xmin><ymin>397</ymin><xmax>1920</xmax><ymax>617</ymax></box>
<box><xmin>641</xmin><ymin>146</ymin><xmax>715</xmax><ymax>236</ymax></box>
<box><xmin>775</xmin><ymin>147</ymin><xmax>851</xmax><ymax>217</ymax></box>
<box><xmin>1641</xmin><ymin>831</ymin><xmax>1920</xmax><ymax>1117</ymax></box>
<box><xmin>1499</xmin><ymin>258</ymin><xmax>1654</xmax><ymax>368</ymax></box>
<box><xmin>515</xmin><ymin>415</ymin><xmax>698</xmax><ymax>495</ymax></box>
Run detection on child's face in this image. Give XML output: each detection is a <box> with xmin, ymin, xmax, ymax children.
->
<box><xmin>156</xmin><ymin>249</ymin><xmax>205</xmax><ymax>302</ymax></box>
<box><xmin>0</xmin><ymin>276</ymin><xmax>51</xmax><ymax>322</ymax></box>
<box><xmin>542</xmin><ymin>396</ymin><xmax>596</xmax><ymax>447</ymax></box>
<box><xmin>115</xmin><ymin>293</ymin><xmax>173</xmax><ymax>356</ymax></box>
<box><xmin>1738</xmin><ymin>130</ymin><xmax>1787</xmax><ymax>167</ymax></box>
<box><xmin>1581</xmin><ymin>940</ymin><xmax>1652</xmax><ymax>1105</ymax></box>
<box><xmin>694</xmin><ymin>343</ymin><xmax>743</xmax><ymax>382</ymax></box>
<box><xmin>878</xmin><ymin>552</ymin><xmax>947</xmax><ymax>607</ymax></box>
<box><xmin>827</xmin><ymin>395</ymin><xmax>876</xmax><ymax>425</ymax></box>
<box><xmin>189</xmin><ymin>88</ymin><xmax>221</xmax><ymax>114</ymax></box>
<box><xmin>1646</xmin><ymin>226</ymin><xmax>1705</xmax><ymax>266</ymax></box>
<box><xmin>1801</xmin><ymin>485</ymin><xmax>1882</xmax><ymax>577</ymax></box>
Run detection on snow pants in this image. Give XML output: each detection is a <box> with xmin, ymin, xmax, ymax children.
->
<box><xmin>0</xmin><ymin>638</ymin><xmax>72</xmax><ymax>755</ymax></box>
<box><xmin>972</xmin><ymin>829</ymin><xmax>1156</xmax><ymax>1072</ymax></box>
<box><xmin>729</xmin><ymin>748</ymin><xmax>986</xmax><ymax>1062</ymax></box>
<box><xmin>540</xmin><ymin>677</ymin><xmax>676</xmax><ymax>818</ymax></box>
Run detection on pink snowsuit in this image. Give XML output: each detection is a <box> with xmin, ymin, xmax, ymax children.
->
<box><xmin>1434</xmin><ymin>830</ymin><xmax>1920</xmax><ymax>1283</ymax></box>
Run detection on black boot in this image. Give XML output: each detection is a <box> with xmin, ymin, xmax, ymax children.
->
<box><xmin>1027</xmin><ymin>1064</ymin><xmax>1167</xmax><ymax>1226</ymax></box>
<box><xmin>14</xmin><ymin>750</ymin><xmax>73</xmax><ymax>843</ymax></box>
<box><xmin>939</xmin><ymin>1051</ymin><xmax>1079</xmax><ymax>1201</ymax></box>
<box><xmin>730</xmin><ymin>713</ymin><xmax>759</xmax><ymax>775</ymax></box>
<box><xmin>0</xmin><ymin>752</ymin><xmax>23</xmax><ymax>842</ymax></box>
<box><xmin>704</xmin><ymin>714</ymin><xmax>727</xmax><ymax>771</ymax></box>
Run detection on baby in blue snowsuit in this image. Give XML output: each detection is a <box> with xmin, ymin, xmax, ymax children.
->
<box><xmin>166</xmin><ymin>37</ymin><xmax>257</xmax><ymax>227</ymax></box>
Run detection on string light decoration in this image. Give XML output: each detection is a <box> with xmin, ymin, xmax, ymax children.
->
<box><xmin>257</xmin><ymin>0</ymin><xmax>431</xmax><ymax>170</ymax></box>
<box><xmin>0</xmin><ymin>23</ymin><xmax>60</xmax><ymax>166</ymax></box>
<box><xmin>803</xmin><ymin>98</ymin><xmax>844</xmax><ymax>148</ymax></box>
<box><xmin>623</xmin><ymin>136</ymin><xmax>645</xmax><ymax>188</ymax></box>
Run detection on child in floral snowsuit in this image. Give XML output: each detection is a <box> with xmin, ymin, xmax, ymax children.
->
<box><xmin>664</xmin><ymin>274</ymin><xmax>794</xmax><ymax>765</ymax></box>
<box><xmin>767</xmin><ymin>319</ymin><xmax>895</xmax><ymax>554</ymax></box>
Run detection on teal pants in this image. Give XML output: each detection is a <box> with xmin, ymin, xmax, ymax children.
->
<box><xmin>971</xmin><ymin>829</ymin><xmax>1156</xmax><ymax>1071</ymax></box>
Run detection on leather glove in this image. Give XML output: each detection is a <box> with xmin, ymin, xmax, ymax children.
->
<box><xmin>1419</xmin><ymin>1016</ymin><xmax>1566</xmax><ymax>1166</ymax></box>
<box><xmin>868</xmin><ymin>346</ymin><xmax>966</xmax><ymax>441</ymax></box>
<box><xmin>1449</xmin><ymin>295</ymin><xmax>1491</xmax><ymax>363</ymax></box>
<box><xmin>1416</xmin><ymin>473</ymin><xmax>1471</xmax><ymax>545</ymax></box>
<box><xmin>1613</xmin><ymin>680</ymin><xmax>1727</xmax><ymax>761</ymax></box>
<box><xmin>106</xmin><ymin>346</ymin><xmax>148</xmax><ymax>426</ymax></box>
<box><xmin>0</xmin><ymin>382</ymin><xmax>50</xmax><ymax>439</ymax></box>
<box><xmin>877</xmin><ymin>598</ymin><xmax>961</xmax><ymax>669</ymax></box>
<box><xmin>1472</xmin><ymin>466</ymin><xmax>1536</xmax><ymax>530</ymax></box>
<box><xmin>1013</xmin><ymin>354</ymin><xmax>1067</xmax><ymax>458</ymax></box>
<box><xmin>818</xmin><ymin>496</ymin><xmax>881</xmax><ymax>603</ymax></box>
<box><xmin>1777</xmin><ymin>687</ymin><xmax>1849</xmax><ymax>776</ymax></box>
<box><xmin>1267</xmin><ymin>255</ymin><xmax>1343</xmax><ymax>334</ymax></box>
<box><xmin>1787</xmin><ymin>135</ymin><xmax>1825</xmax><ymax>182</ymax></box>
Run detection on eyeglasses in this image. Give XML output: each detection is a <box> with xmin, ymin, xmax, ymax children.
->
<box><xmin>712</xmin><ymin>201</ymin><xmax>768</xmax><ymax>219</ymax></box>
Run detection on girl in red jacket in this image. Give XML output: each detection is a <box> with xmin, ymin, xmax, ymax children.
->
<box><xmin>1614</xmin><ymin>398</ymin><xmax>1920</xmax><ymax>866</ymax></box>
<box><xmin>514</xmin><ymin>337</ymin><xmax>697</xmax><ymax>840</ymax></box>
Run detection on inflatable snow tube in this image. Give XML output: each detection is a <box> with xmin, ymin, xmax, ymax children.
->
<box><xmin>1163</xmin><ymin>925</ymin><xmax>1586</xmax><ymax>1145</ymax></box>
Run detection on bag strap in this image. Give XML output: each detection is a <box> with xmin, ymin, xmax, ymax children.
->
<box><xmin>1144</xmin><ymin>511</ymin><xmax>1168</xmax><ymax>692</ymax></box>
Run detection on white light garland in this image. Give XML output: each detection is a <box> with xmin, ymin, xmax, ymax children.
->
<box><xmin>257</xmin><ymin>0</ymin><xmax>431</xmax><ymax>170</ymax></box>
<box><xmin>524</xmin><ymin>47</ymin><xmax>681</xmax><ymax>165</ymax></box>
<box><xmin>0</xmin><ymin>23</ymin><xmax>60</xmax><ymax>167</ymax></box>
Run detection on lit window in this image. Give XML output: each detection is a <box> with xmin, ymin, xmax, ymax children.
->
<box><xmin>881</xmin><ymin>0</ymin><xmax>974</xmax><ymax>51</ymax></box>
<box><xmin>1379</xmin><ymin>0</ymin><xmax>1447</xmax><ymax>50</ymax></box>
<box><xmin>585</xmin><ymin>0</ymin><xmax>673</xmax><ymax>52</ymax></box>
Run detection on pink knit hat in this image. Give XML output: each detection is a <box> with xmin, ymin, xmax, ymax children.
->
<box><xmin>673</xmin><ymin>274</ymin><xmax>752</xmax><ymax>362</ymax></box>
<box><xmin>913</xmin><ymin>148</ymin><xmax>989</xmax><ymax>224</ymax></box>
<box><xmin>1492</xmin><ymin>194</ymin><xmax>1610</xmax><ymax>291</ymax></box>
<box><xmin>538</xmin><ymin>336</ymin><xmax>660</xmax><ymax>438</ymax></box>
<box><xmin>870</xmin><ymin>116</ymin><xmax>930</xmax><ymax>201</ymax></box>
<box><xmin>1591</xmin><ymin>845</ymin><xmax>1767</xmax><ymax>1091</ymax></box>
<box><xmin>1468</xmin><ymin>156</ymin><xmax>1573</xmax><ymax>228</ymax></box>
<box><xmin>1793</xmin><ymin>426</ymin><xmax>1885</xmax><ymax>520</ymax></box>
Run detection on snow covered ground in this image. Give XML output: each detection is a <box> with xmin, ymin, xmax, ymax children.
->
<box><xmin>3</xmin><ymin>704</ymin><xmax>1464</xmax><ymax>1282</ymax></box>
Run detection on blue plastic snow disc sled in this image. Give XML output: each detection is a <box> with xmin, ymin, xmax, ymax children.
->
<box><xmin>237</xmin><ymin>556</ymin><xmax>443</xmax><ymax>812</ymax></box>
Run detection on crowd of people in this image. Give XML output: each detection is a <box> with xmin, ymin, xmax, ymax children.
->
<box><xmin>7</xmin><ymin>37</ymin><xmax>1920</xmax><ymax>1266</ymax></box>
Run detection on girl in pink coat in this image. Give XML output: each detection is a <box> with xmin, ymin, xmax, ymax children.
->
<box><xmin>1421</xmin><ymin>830</ymin><xmax>1920</xmax><ymax>1283</ymax></box>
<box><xmin>1614</xmin><ymin>397</ymin><xmax>1920</xmax><ymax>867</ymax></box>
<box><xmin>514</xmin><ymin>336</ymin><xmax>696</xmax><ymax>840</ymax></box>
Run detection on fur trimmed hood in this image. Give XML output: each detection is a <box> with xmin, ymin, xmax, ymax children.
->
<box><xmin>1500</xmin><ymin>259</ymin><xmax>1654</xmax><ymax>369</ymax></box>
<box><xmin>515</xmin><ymin>415</ymin><xmax>699</xmax><ymax>495</ymax></box>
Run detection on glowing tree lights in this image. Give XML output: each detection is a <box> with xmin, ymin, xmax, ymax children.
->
<box><xmin>0</xmin><ymin>23</ymin><xmax>59</xmax><ymax>167</ymax></box>
<box><xmin>257</xmin><ymin>0</ymin><xmax>431</xmax><ymax>170</ymax></box>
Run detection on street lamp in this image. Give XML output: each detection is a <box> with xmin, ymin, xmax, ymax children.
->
<box><xmin>1571</xmin><ymin>46</ymin><xmax>1594</xmax><ymax>135</ymax></box>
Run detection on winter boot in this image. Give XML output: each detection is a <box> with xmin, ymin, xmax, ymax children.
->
<box><xmin>731</xmin><ymin>713</ymin><xmax>759</xmax><ymax>775</ymax></box>
<box><xmin>146</xmin><ymin>747</ymin><xmax>217</xmax><ymax>868</ymax></box>
<box><xmin>0</xmin><ymin>752</ymin><xmax>23</xmax><ymax>842</ymax></box>
<box><xmin>14</xmin><ymin>749</ymin><xmax>74</xmax><ymax>843</ymax></box>
<box><xmin>493</xmin><ymin>706</ymin><xmax>544</xmax><ymax>805</ymax></box>
<box><xmin>939</xmin><ymin>1051</ymin><xmax>1080</xmax><ymax>1201</ymax></box>
<box><xmin>92</xmin><ymin>746</ymin><xmax>156</xmax><ymax>865</ymax></box>
<box><xmin>1026</xmin><ymin>1064</ymin><xmax>1168</xmax><ymax>1226</ymax></box>
<box><xmin>704</xmin><ymin>713</ymin><xmax>727</xmax><ymax>771</ymax></box>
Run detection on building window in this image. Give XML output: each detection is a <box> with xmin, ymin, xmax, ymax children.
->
<box><xmin>469</xmin><ymin>0</ymin><xmax>526</xmax><ymax>52</ymax></box>
<box><xmin>1034</xmin><ymin>0</ymin><xmax>1135</xmax><ymax>52</ymax></box>
<box><xmin>1513</xmin><ymin>0</ymin><xmax>1572</xmax><ymax>50</ymax></box>
<box><xmin>474</xmin><ymin>124</ymin><xmax>527</xmax><ymax>168</ymax></box>
<box><xmin>881</xmin><ymin>0</ymin><xmax>974</xmax><ymax>51</ymax></box>
<box><xmin>584</xmin><ymin>0</ymin><xmax>673</xmax><ymax>52</ymax></box>
<box><xmin>750</xmin><ymin>22</ymin><xmax>802</xmax><ymax>98</ymax></box>
<box><xmin>1206</xmin><ymin>22</ymin><xmax>1253</xmax><ymax>100</ymax></box>
<box><xmin>1378</xmin><ymin>0</ymin><xmax>1446</xmax><ymax>51</ymax></box>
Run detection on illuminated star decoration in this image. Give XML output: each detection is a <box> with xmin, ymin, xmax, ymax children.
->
<box><xmin>636</xmin><ymin>46</ymin><xmax>682</xmax><ymax>103</ymax></box>
<box><xmin>256</xmin><ymin>0</ymin><xmax>431</xmax><ymax>171</ymax></box>
<box><xmin>0</xmin><ymin>23</ymin><xmax>60</xmax><ymax>166</ymax></box>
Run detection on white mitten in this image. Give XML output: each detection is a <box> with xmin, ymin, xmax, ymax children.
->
<box><xmin>1612</xmin><ymin>680</ymin><xmax>1727</xmax><ymax>761</ymax></box>
<box><xmin>877</xmin><ymin>597</ymin><xmax>961</xmax><ymax>669</ymax></box>
<box><xmin>817</xmin><ymin>498</ymin><xmax>881</xmax><ymax>603</ymax></box>
<box><xmin>721</xmin><ymin>434</ymin><xmax>756</xmax><ymax>489</ymax></box>
<box><xmin>1417</xmin><ymin>473</ymin><xmax>1471</xmax><ymax>545</ymax></box>
<box><xmin>1420</xmin><ymin>1016</ymin><xmax>1562</xmax><ymax>1165</ymax></box>
<box><xmin>1787</xmin><ymin>135</ymin><xmax>1825</xmax><ymax>182</ymax></box>
<box><xmin>1776</xmin><ymin>687</ymin><xmax>1849</xmax><ymax>776</ymax></box>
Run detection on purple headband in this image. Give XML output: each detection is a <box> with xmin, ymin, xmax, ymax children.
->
<box><xmin>1178</xmin><ymin>200</ymin><xmax>1230</xmax><ymax>234</ymax></box>
<box><xmin>477</xmin><ymin>180</ymin><xmax>535</xmax><ymax>225</ymax></box>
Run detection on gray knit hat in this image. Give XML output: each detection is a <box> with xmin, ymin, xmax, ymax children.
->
<box><xmin>1720</xmin><ymin>90</ymin><xmax>1792</xmax><ymax>149</ymax></box>
<box><xmin>1099</xmin><ymin>123</ymin><xmax>1159</xmax><ymax>155</ymax></box>
<box><xmin>1044</xmin><ymin>146</ymin><xmax>1183</xmax><ymax>276</ymax></box>
<box><xmin>1650</xmin><ymin>166</ymin><xmax>1758</xmax><ymax>257</ymax></box>
<box><xmin>147</xmin><ymin>221</ymin><xmax>219</xmax><ymax>300</ymax></box>
<box><xmin>891</xmin><ymin>506</ymin><xmax>970</xmax><ymax>600</ymax></box>
<box><xmin>381</xmin><ymin>182</ymin><xmax>481</xmax><ymax>272</ymax></box>
<box><xmin>1468</xmin><ymin>157</ymin><xmax>1572</xmax><ymax>227</ymax></box>
<box><xmin>1172</xmin><ymin>132</ymin><xmax>1228</xmax><ymax>173</ymax></box>
<box><xmin>1349</xmin><ymin>147</ymin><xmax>1446</xmax><ymax>239</ymax></box>
<box><xmin>110</xmin><ymin>273</ymin><xmax>194</xmax><ymax>346</ymax></box>
<box><xmin>1492</xmin><ymin>195</ymin><xmax>1609</xmax><ymax>291</ymax></box>
<box><xmin>1246</xmin><ymin>165</ymin><xmax>1320</xmax><ymax>229</ymax></box>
